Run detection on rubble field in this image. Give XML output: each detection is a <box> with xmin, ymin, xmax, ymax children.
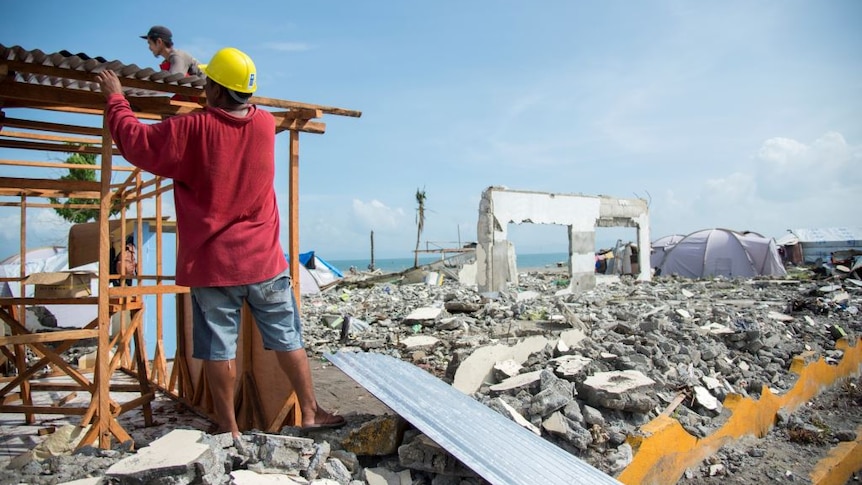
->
<box><xmin>0</xmin><ymin>268</ymin><xmax>860</xmax><ymax>485</ymax></box>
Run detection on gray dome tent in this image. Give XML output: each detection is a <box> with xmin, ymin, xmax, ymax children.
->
<box><xmin>650</xmin><ymin>234</ymin><xmax>686</xmax><ymax>270</ymax></box>
<box><xmin>657</xmin><ymin>228</ymin><xmax>787</xmax><ymax>278</ymax></box>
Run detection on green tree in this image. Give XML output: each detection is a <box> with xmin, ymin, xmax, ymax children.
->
<box><xmin>413</xmin><ymin>187</ymin><xmax>427</xmax><ymax>268</ymax></box>
<box><xmin>49</xmin><ymin>150</ymin><xmax>120</xmax><ymax>224</ymax></box>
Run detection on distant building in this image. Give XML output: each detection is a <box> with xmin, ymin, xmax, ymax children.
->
<box><xmin>780</xmin><ymin>227</ymin><xmax>862</xmax><ymax>264</ymax></box>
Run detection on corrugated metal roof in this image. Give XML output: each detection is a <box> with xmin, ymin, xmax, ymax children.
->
<box><xmin>325</xmin><ymin>351</ymin><xmax>623</xmax><ymax>485</ymax></box>
<box><xmin>0</xmin><ymin>43</ymin><xmax>204</xmax><ymax>98</ymax></box>
<box><xmin>790</xmin><ymin>227</ymin><xmax>862</xmax><ymax>244</ymax></box>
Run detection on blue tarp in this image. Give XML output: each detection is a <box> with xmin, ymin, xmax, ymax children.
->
<box><xmin>298</xmin><ymin>251</ymin><xmax>344</xmax><ymax>277</ymax></box>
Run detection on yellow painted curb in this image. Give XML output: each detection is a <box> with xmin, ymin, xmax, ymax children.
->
<box><xmin>810</xmin><ymin>424</ymin><xmax>862</xmax><ymax>485</ymax></box>
<box><xmin>618</xmin><ymin>337</ymin><xmax>862</xmax><ymax>485</ymax></box>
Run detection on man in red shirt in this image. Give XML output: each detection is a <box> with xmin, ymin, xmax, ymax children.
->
<box><xmin>96</xmin><ymin>47</ymin><xmax>344</xmax><ymax>436</ymax></box>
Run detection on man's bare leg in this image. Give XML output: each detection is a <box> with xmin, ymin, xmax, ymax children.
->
<box><xmin>204</xmin><ymin>359</ymin><xmax>240</xmax><ymax>437</ymax></box>
<box><xmin>276</xmin><ymin>348</ymin><xmax>343</xmax><ymax>428</ymax></box>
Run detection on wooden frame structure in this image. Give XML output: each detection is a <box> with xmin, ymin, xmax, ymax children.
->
<box><xmin>0</xmin><ymin>43</ymin><xmax>359</xmax><ymax>449</ymax></box>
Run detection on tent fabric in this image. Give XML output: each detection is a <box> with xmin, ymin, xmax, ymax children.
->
<box><xmin>650</xmin><ymin>234</ymin><xmax>686</xmax><ymax>269</ymax></box>
<box><xmin>658</xmin><ymin>228</ymin><xmax>787</xmax><ymax>279</ymax></box>
<box><xmin>289</xmin><ymin>251</ymin><xmax>344</xmax><ymax>294</ymax></box>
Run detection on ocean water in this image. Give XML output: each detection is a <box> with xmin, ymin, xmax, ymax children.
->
<box><xmin>327</xmin><ymin>252</ymin><xmax>570</xmax><ymax>274</ymax></box>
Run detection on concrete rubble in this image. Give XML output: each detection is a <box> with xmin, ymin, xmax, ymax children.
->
<box><xmin>1</xmin><ymin>268</ymin><xmax>860</xmax><ymax>484</ymax></box>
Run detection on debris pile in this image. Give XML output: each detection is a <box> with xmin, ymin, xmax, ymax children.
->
<box><xmin>1</xmin><ymin>270</ymin><xmax>860</xmax><ymax>484</ymax></box>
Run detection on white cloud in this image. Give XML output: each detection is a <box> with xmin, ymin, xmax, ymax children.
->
<box><xmin>702</xmin><ymin>172</ymin><xmax>757</xmax><ymax>205</ymax></box>
<box><xmin>754</xmin><ymin>132</ymin><xmax>859</xmax><ymax>201</ymax></box>
<box><xmin>351</xmin><ymin>199</ymin><xmax>405</xmax><ymax>232</ymax></box>
<box><xmin>0</xmin><ymin>209</ymin><xmax>71</xmax><ymax>259</ymax></box>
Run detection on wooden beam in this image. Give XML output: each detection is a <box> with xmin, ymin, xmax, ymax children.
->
<box><xmin>250</xmin><ymin>95</ymin><xmax>361</xmax><ymax>118</ymax></box>
<box><xmin>0</xmin><ymin>138</ymin><xmax>121</xmax><ymax>156</ymax></box>
<box><xmin>2</xmin><ymin>101</ymin><xmax>161</xmax><ymax>120</ymax></box>
<box><xmin>0</xmin><ymin>329</ymin><xmax>99</xmax><ymax>346</ymax></box>
<box><xmin>0</xmin><ymin>159</ymin><xmax>134</xmax><ymax>172</ymax></box>
<box><xmin>271</xmin><ymin>109</ymin><xmax>324</xmax><ymax>120</ymax></box>
<box><xmin>273</xmin><ymin>116</ymin><xmax>326</xmax><ymax>135</ymax></box>
<box><xmin>0</xmin><ymin>129</ymin><xmax>102</xmax><ymax>145</ymax></box>
<box><xmin>0</xmin><ymin>117</ymin><xmax>103</xmax><ymax>136</ymax></box>
<box><xmin>0</xmin><ymin>176</ymin><xmax>101</xmax><ymax>196</ymax></box>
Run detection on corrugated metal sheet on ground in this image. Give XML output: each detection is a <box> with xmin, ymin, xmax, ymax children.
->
<box><xmin>325</xmin><ymin>351</ymin><xmax>622</xmax><ymax>485</ymax></box>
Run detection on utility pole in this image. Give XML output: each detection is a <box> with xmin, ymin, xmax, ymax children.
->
<box><xmin>369</xmin><ymin>230</ymin><xmax>375</xmax><ymax>271</ymax></box>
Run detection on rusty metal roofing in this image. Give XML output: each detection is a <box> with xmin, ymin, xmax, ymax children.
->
<box><xmin>325</xmin><ymin>351</ymin><xmax>623</xmax><ymax>485</ymax></box>
<box><xmin>0</xmin><ymin>43</ymin><xmax>204</xmax><ymax>98</ymax></box>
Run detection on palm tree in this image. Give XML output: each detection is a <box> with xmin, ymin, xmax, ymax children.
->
<box><xmin>414</xmin><ymin>188</ymin><xmax>427</xmax><ymax>267</ymax></box>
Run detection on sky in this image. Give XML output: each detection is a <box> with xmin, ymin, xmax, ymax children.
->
<box><xmin>1</xmin><ymin>1</ymin><xmax>861</xmax><ymax>261</ymax></box>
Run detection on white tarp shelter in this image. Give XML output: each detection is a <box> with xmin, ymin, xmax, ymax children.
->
<box><xmin>657</xmin><ymin>228</ymin><xmax>787</xmax><ymax>279</ymax></box>
<box><xmin>786</xmin><ymin>227</ymin><xmax>862</xmax><ymax>264</ymax></box>
<box><xmin>0</xmin><ymin>247</ymin><xmax>99</xmax><ymax>330</ymax></box>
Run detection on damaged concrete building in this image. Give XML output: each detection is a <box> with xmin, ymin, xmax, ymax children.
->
<box><xmin>475</xmin><ymin>186</ymin><xmax>651</xmax><ymax>294</ymax></box>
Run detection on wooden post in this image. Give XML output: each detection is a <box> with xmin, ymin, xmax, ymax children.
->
<box><xmin>288</xmin><ymin>130</ymin><xmax>300</xmax><ymax>305</ymax></box>
<box><xmin>95</xmin><ymin>116</ymin><xmax>114</xmax><ymax>448</ymax></box>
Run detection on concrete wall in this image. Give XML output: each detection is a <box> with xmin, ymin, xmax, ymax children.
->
<box><xmin>476</xmin><ymin>186</ymin><xmax>651</xmax><ymax>293</ymax></box>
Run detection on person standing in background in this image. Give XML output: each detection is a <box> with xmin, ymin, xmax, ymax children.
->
<box><xmin>140</xmin><ymin>25</ymin><xmax>202</xmax><ymax>76</ymax></box>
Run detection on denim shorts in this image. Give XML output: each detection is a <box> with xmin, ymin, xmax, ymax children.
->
<box><xmin>191</xmin><ymin>269</ymin><xmax>304</xmax><ymax>360</ymax></box>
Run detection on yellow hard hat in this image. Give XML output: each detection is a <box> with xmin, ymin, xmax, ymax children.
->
<box><xmin>198</xmin><ymin>47</ymin><xmax>257</xmax><ymax>94</ymax></box>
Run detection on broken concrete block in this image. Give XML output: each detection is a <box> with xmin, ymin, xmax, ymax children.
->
<box><xmin>53</xmin><ymin>478</ymin><xmax>104</xmax><ymax>485</ymax></box>
<box><xmin>553</xmin><ymin>354</ymin><xmax>592</xmax><ymax>378</ymax></box>
<box><xmin>676</xmin><ymin>309</ymin><xmax>692</xmax><ymax>320</ymax></box>
<box><xmin>106</xmin><ymin>429</ymin><xmax>216</xmax><ymax>484</ymax></box>
<box><xmin>555</xmin><ymin>338</ymin><xmax>570</xmax><ymax>355</ymax></box>
<box><xmin>397</xmin><ymin>434</ymin><xmax>478</xmax><ymax>477</ymax></box>
<box><xmin>693</xmin><ymin>386</ymin><xmax>722</xmax><ymax>412</ymax></box>
<box><xmin>255</xmin><ymin>433</ymin><xmax>317</xmax><ymax>470</ymax></box>
<box><xmin>329</xmin><ymin>449</ymin><xmax>359</xmax><ymax>474</ymax></box>
<box><xmin>701</xmin><ymin>375</ymin><xmax>722</xmax><ymax>390</ymax></box>
<box><xmin>492</xmin><ymin>359</ymin><xmax>523</xmax><ymax>381</ymax></box>
<box><xmin>364</xmin><ymin>466</ymin><xmax>412</xmax><ymax>485</ymax></box>
<box><xmin>606</xmin><ymin>443</ymin><xmax>633</xmax><ymax>475</ymax></box>
<box><xmin>342</xmin><ymin>415</ymin><xmax>408</xmax><ymax>456</ymax></box>
<box><xmin>560</xmin><ymin>329</ymin><xmax>587</xmax><ymax>347</ymax></box>
<box><xmin>435</xmin><ymin>316</ymin><xmax>465</xmax><ymax>330</ymax></box>
<box><xmin>562</xmin><ymin>400</ymin><xmax>585</xmax><ymax>424</ymax></box>
<box><xmin>530</xmin><ymin>384</ymin><xmax>573</xmax><ymax>417</ymax></box>
<box><xmin>542</xmin><ymin>411</ymin><xmax>570</xmax><ymax>435</ymax></box>
<box><xmin>452</xmin><ymin>336</ymin><xmax>548</xmax><ymax>394</ymax></box>
<box><xmin>488</xmin><ymin>369</ymin><xmax>543</xmax><ymax>394</ymax></box>
<box><xmin>495</xmin><ymin>397</ymin><xmax>541</xmax><ymax>435</ymax></box>
<box><xmin>444</xmin><ymin>301</ymin><xmax>483</xmax><ymax>314</ymax></box>
<box><xmin>402</xmin><ymin>307</ymin><xmax>444</xmax><ymax>325</ymax></box>
<box><xmin>232</xmin><ymin>469</ymin><xmax>305</xmax><ymax>484</ymax></box>
<box><xmin>581</xmin><ymin>370</ymin><xmax>656</xmax><ymax>412</ymax></box>
<box><xmin>319</xmin><ymin>458</ymin><xmax>353</xmax><ymax>484</ymax></box>
<box><xmin>400</xmin><ymin>335</ymin><xmax>440</xmax><ymax>350</ymax></box>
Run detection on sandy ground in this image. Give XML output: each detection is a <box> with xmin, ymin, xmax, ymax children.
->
<box><xmin>309</xmin><ymin>357</ymin><xmax>393</xmax><ymax>418</ymax></box>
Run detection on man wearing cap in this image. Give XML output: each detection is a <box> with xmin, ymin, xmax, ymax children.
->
<box><xmin>141</xmin><ymin>25</ymin><xmax>202</xmax><ymax>76</ymax></box>
<box><xmin>95</xmin><ymin>48</ymin><xmax>346</xmax><ymax>437</ymax></box>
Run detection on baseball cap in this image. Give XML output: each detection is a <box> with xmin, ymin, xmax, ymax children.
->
<box><xmin>140</xmin><ymin>26</ymin><xmax>172</xmax><ymax>41</ymax></box>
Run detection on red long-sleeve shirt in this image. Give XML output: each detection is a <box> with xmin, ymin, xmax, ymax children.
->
<box><xmin>104</xmin><ymin>94</ymin><xmax>288</xmax><ymax>287</ymax></box>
